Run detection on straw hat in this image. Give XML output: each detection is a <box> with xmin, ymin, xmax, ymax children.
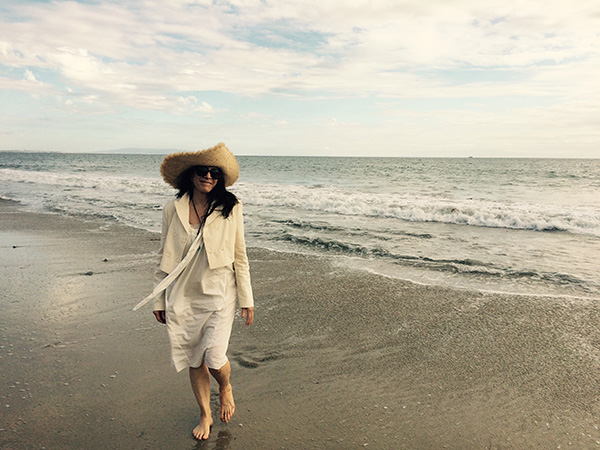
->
<box><xmin>160</xmin><ymin>142</ymin><xmax>239</xmax><ymax>188</ymax></box>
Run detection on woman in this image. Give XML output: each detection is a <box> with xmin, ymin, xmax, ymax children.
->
<box><xmin>136</xmin><ymin>143</ymin><xmax>254</xmax><ymax>441</ymax></box>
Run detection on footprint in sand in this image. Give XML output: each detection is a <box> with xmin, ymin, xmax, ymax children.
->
<box><xmin>233</xmin><ymin>350</ymin><xmax>281</xmax><ymax>369</ymax></box>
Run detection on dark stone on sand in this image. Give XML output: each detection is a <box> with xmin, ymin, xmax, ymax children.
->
<box><xmin>84</xmin><ymin>271</ymin><xmax>93</xmax><ymax>276</ymax></box>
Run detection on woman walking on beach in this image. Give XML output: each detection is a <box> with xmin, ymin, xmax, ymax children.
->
<box><xmin>135</xmin><ymin>143</ymin><xmax>254</xmax><ymax>440</ymax></box>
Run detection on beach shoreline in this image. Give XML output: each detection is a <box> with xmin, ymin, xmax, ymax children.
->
<box><xmin>2</xmin><ymin>199</ymin><xmax>600</xmax><ymax>449</ymax></box>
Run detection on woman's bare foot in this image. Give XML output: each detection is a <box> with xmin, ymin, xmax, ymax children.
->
<box><xmin>219</xmin><ymin>384</ymin><xmax>235</xmax><ymax>423</ymax></box>
<box><xmin>192</xmin><ymin>415</ymin><xmax>213</xmax><ymax>440</ymax></box>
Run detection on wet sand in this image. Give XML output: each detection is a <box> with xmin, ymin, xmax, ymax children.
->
<box><xmin>2</xmin><ymin>198</ymin><xmax>600</xmax><ymax>449</ymax></box>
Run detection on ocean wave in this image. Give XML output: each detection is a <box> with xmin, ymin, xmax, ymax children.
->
<box><xmin>274</xmin><ymin>218</ymin><xmax>433</xmax><ymax>239</ymax></box>
<box><xmin>280</xmin><ymin>233</ymin><xmax>598</xmax><ymax>293</ymax></box>
<box><xmin>281</xmin><ymin>233</ymin><xmax>391</xmax><ymax>257</ymax></box>
<box><xmin>281</xmin><ymin>233</ymin><xmax>489</xmax><ymax>266</ymax></box>
<box><xmin>2</xmin><ymin>167</ymin><xmax>599</xmax><ymax>239</ymax></box>
<box><xmin>0</xmin><ymin>168</ymin><xmax>169</xmax><ymax>196</ymax></box>
<box><xmin>236</xmin><ymin>182</ymin><xmax>600</xmax><ymax>237</ymax></box>
<box><xmin>273</xmin><ymin>219</ymin><xmax>346</xmax><ymax>233</ymax></box>
<box><xmin>44</xmin><ymin>203</ymin><xmax>160</xmax><ymax>232</ymax></box>
<box><xmin>2</xmin><ymin>157</ymin><xmax>597</xmax><ymax>298</ymax></box>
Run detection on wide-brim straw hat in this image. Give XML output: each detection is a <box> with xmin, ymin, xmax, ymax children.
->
<box><xmin>160</xmin><ymin>142</ymin><xmax>239</xmax><ymax>188</ymax></box>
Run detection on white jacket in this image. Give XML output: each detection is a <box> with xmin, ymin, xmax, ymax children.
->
<box><xmin>153</xmin><ymin>193</ymin><xmax>254</xmax><ymax>310</ymax></box>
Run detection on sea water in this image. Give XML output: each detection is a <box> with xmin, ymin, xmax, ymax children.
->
<box><xmin>1</xmin><ymin>152</ymin><xmax>599</xmax><ymax>298</ymax></box>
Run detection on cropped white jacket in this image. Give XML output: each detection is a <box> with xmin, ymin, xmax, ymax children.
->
<box><xmin>152</xmin><ymin>193</ymin><xmax>254</xmax><ymax>310</ymax></box>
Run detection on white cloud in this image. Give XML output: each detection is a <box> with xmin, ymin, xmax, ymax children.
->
<box><xmin>0</xmin><ymin>73</ymin><xmax>53</xmax><ymax>97</ymax></box>
<box><xmin>176</xmin><ymin>96</ymin><xmax>216</xmax><ymax>114</ymax></box>
<box><xmin>3</xmin><ymin>0</ymin><xmax>597</xmax><ymax>100</ymax></box>
<box><xmin>0</xmin><ymin>0</ymin><xmax>598</xmax><ymax>155</ymax></box>
<box><xmin>24</xmin><ymin>69</ymin><xmax>36</xmax><ymax>82</ymax></box>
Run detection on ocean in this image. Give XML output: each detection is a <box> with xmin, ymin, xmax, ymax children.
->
<box><xmin>1</xmin><ymin>151</ymin><xmax>599</xmax><ymax>299</ymax></box>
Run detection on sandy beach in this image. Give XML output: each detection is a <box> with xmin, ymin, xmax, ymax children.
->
<box><xmin>2</xmin><ymin>198</ymin><xmax>600</xmax><ymax>449</ymax></box>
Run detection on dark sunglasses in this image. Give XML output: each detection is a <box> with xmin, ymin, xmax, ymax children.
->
<box><xmin>193</xmin><ymin>166</ymin><xmax>222</xmax><ymax>179</ymax></box>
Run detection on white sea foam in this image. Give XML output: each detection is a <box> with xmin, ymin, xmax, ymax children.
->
<box><xmin>0</xmin><ymin>168</ymin><xmax>168</xmax><ymax>196</ymax></box>
<box><xmin>235</xmin><ymin>182</ymin><xmax>600</xmax><ymax>237</ymax></box>
<box><xmin>1</xmin><ymin>167</ymin><xmax>598</xmax><ymax>237</ymax></box>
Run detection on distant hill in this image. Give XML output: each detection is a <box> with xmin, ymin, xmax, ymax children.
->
<box><xmin>99</xmin><ymin>148</ymin><xmax>182</xmax><ymax>155</ymax></box>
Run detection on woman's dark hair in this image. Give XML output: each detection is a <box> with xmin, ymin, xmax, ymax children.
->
<box><xmin>175</xmin><ymin>166</ymin><xmax>238</xmax><ymax>219</ymax></box>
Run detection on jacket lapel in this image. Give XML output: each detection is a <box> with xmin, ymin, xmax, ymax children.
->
<box><xmin>175</xmin><ymin>193</ymin><xmax>223</xmax><ymax>230</ymax></box>
<box><xmin>204</xmin><ymin>205</ymin><xmax>224</xmax><ymax>227</ymax></box>
<box><xmin>174</xmin><ymin>193</ymin><xmax>191</xmax><ymax>233</ymax></box>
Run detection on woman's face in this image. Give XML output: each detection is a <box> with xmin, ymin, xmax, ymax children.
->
<box><xmin>192</xmin><ymin>166</ymin><xmax>221</xmax><ymax>194</ymax></box>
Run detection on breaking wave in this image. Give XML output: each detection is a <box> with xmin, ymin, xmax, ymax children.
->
<box><xmin>236</xmin><ymin>182</ymin><xmax>600</xmax><ymax>237</ymax></box>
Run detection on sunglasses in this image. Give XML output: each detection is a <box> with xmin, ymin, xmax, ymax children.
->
<box><xmin>193</xmin><ymin>166</ymin><xmax>223</xmax><ymax>179</ymax></box>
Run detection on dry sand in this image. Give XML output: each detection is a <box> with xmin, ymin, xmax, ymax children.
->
<box><xmin>1</xmin><ymin>198</ymin><xmax>600</xmax><ymax>449</ymax></box>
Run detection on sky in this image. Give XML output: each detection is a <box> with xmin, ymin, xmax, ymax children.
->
<box><xmin>0</xmin><ymin>0</ymin><xmax>599</xmax><ymax>157</ymax></box>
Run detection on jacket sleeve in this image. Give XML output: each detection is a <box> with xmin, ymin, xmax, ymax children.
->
<box><xmin>233</xmin><ymin>202</ymin><xmax>254</xmax><ymax>308</ymax></box>
<box><xmin>152</xmin><ymin>205</ymin><xmax>170</xmax><ymax>311</ymax></box>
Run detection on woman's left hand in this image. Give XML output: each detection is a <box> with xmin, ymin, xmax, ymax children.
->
<box><xmin>241</xmin><ymin>307</ymin><xmax>254</xmax><ymax>326</ymax></box>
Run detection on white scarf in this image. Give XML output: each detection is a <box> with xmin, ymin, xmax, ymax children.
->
<box><xmin>132</xmin><ymin>229</ymin><xmax>204</xmax><ymax>311</ymax></box>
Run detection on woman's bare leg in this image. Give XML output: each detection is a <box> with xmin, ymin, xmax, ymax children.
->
<box><xmin>189</xmin><ymin>362</ymin><xmax>213</xmax><ymax>440</ymax></box>
<box><xmin>208</xmin><ymin>361</ymin><xmax>235</xmax><ymax>423</ymax></box>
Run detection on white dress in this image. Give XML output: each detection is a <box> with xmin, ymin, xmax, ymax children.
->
<box><xmin>165</xmin><ymin>223</ymin><xmax>237</xmax><ymax>372</ymax></box>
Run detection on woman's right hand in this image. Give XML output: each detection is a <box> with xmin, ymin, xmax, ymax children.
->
<box><xmin>153</xmin><ymin>310</ymin><xmax>166</xmax><ymax>324</ymax></box>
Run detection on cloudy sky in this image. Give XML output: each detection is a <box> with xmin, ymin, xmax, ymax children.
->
<box><xmin>1</xmin><ymin>0</ymin><xmax>599</xmax><ymax>157</ymax></box>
